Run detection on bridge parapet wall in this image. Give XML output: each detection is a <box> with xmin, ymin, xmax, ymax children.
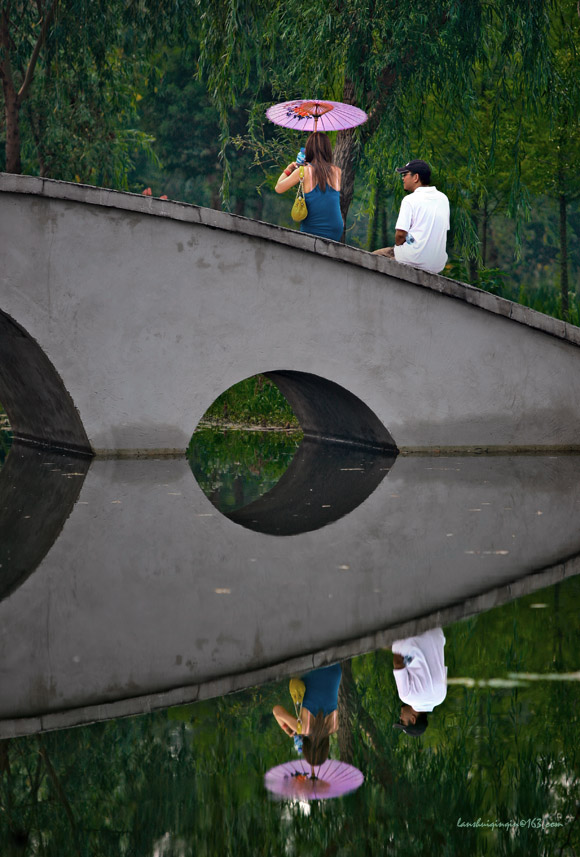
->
<box><xmin>1</xmin><ymin>172</ymin><xmax>580</xmax><ymax>454</ymax></box>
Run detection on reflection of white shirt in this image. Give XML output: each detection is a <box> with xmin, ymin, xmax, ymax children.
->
<box><xmin>392</xmin><ymin>628</ymin><xmax>448</xmax><ymax>712</ymax></box>
<box><xmin>393</xmin><ymin>186</ymin><xmax>450</xmax><ymax>274</ymax></box>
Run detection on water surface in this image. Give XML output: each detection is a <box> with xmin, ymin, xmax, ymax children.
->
<box><xmin>0</xmin><ymin>429</ymin><xmax>578</xmax><ymax>854</ymax></box>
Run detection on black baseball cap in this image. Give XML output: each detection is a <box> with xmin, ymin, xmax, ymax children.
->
<box><xmin>396</xmin><ymin>159</ymin><xmax>431</xmax><ymax>174</ymax></box>
<box><xmin>393</xmin><ymin>711</ymin><xmax>429</xmax><ymax>736</ymax></box>
<box><xmin>393</xmin><ymin>720</ymin><xmax>428</xmax><ymax>737</ymax></box>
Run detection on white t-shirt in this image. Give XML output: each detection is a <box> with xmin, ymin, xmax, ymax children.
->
<box><xmin>392</xmin><ymin>628</ymin><xmax>448</xmax><ymax>712</ymax></box>
<box><xmin>393</xmin><ymin>186</ymin><xmax>450</xmax><ymax>274</ymax></box>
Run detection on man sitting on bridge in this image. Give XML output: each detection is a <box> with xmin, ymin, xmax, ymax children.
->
<box><xmin>373</xmin><ymin>159</ymin><xmax>450</xmax><ymax>274</ymax></box>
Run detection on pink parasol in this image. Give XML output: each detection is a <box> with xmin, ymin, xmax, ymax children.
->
<box><xmin>266</xmin><ymin>99</ymin><xmax>368</xmax><ymax>133</ymax></box>
<box><xmin>264</xmin><ymin>758</ymin><xmax>364</xmax><ymax>800</ymax></box>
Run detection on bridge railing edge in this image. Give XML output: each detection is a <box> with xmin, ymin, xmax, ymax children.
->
<box><xmin>2</xmin><ymin>172</ymin><xmax>579</xmax><ymax>348</ymax></box>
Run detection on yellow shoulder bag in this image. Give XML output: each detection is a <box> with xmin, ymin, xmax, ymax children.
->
<box><xmin>291</xmin><ymin>166</ymin><xmax>308</xmax><ymax>222</ymax></box>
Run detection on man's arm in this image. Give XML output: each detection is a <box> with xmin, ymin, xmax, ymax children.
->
<box><xmin>393</xmin><ymin>653</ymin><xmax>405</xmax><ymax>670</ymax></box>
<box><xmin>394</xmin><ymin>195</ymin><xmax>411</xmax><ymax>245</ymax></box>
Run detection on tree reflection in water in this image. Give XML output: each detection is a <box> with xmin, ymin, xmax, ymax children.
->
<box><xmin>0</xmin><ymin>577</ymin><xmax>578</xmax><ymax>855</ymax></box>
<box><xmin>0</xmin><ymin>406</ymin><xmax>11</xmax><ymax>466</ymax></box>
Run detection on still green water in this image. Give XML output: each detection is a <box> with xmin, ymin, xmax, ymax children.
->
<box><xmin>187</xmin><ymin>427</ymin><xmax>302</xmax><ymax>512</ymax></box>
<box><xmin>0</xmin><ymin>429</ymin><xmax>578</xmax><ymax>855</ymax></box>
<box><xmin>0</xmin><ymin>413</ymin><xmax>11</xmax><ymax>466</ymax></box>
<box><xmin>1</xmin><ymin>576</ymin><xmax>578</xmax><ymax>855</ymax></box>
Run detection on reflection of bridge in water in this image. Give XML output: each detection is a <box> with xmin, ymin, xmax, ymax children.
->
<box><xmin>1</xmin><ymin>444</ymin><xmax>579</xmax><ymax>738</ymax></box>
<box><xmin>3</xmin><ymin>172</ymin><xmax>580</xmax><ymax>455</ymax></box>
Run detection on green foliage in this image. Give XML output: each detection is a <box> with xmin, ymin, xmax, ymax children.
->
<box><xmin>0</xmin><ymin>0</ymin><xmax>188</xmax><ymax>183</ymax></box>
<box><xmin>0</xmin><ymin>577</ymin><xmax>578</xmax><ymax>855</ymax></box>
<box><xmin>0</xmin><ymin>405</ymin><xmax>11</xmax><ymax>466</ymax></box>
<box><xmin>18</xmin><ymin>47</ymin><xmax>159</xmax><ymax>188</ymax></box>
<box><xmin>187</xmin><ymin>427</ymin><xmax>302</xmax><ymax>512</ymax></box>
<box><xmin>131</xmin><ymin>47</ymin><xmax>270</xmax><ymax>212</ymax></box>
<box><xmin>3</xmin><ymin>1</ymin><xmax>580</xmax><ymax>322</ymax></box>
<box><xmin>199</xmin><ymin>374</ymin><xmax>299</xmax><ymax>428</ymax></box>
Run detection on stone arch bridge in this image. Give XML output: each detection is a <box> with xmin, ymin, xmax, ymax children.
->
<box><xmin>2</xmin><ymin>173</ymin><xmax>580</xmax><ymax>456</ymax></box>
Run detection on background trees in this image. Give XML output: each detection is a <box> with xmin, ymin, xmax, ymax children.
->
<box><xmin>1</xmin><ymin>0</ymin><xmax>579</xmax><ymax>318</ymax></box>
<box><xmin>0</xmin><ymin>0</ymin><xmax>188</xmax><ymax>184</ymax></box>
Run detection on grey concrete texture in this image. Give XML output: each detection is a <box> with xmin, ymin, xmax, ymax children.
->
<box><xmin>3</xmin><ymin>173</ymin><xmax>580</xmax><ymax>453</ymax></box>
<box><xmin>1</xmin><ymin>450</ymin><xmax>579</xmax><ymax>737</ymax></box>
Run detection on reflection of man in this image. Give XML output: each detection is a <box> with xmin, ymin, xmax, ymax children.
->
<box><xmin>391</xmin><ymin>627</ymin><xmax>447</xmax><ymax>737</ymax></box>
<box><xmin>373</xmin><ymin>160</ymin><xmax>450</xmax><ymax>274</ymax></box>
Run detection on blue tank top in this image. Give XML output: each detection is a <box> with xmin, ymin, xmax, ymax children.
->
<box><xmin>301</xmin><ymin>663</ymin><xmax>342</xmax><ymax>716</ymax></box>
<box><xmin>300</xmin><ymin>185</ymin><xmax>343</xmax><ymax>242</ymax></box>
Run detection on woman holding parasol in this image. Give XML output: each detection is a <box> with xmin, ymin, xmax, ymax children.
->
<box><xmin>268</xmin><ymin>99</ymin><xmax>367</xmax><ymax>243</ymax></box>
<box><xmin>275</xmin><ymin>132</ymin><xmax>344</xmax><ymax>242</ymax></box>
<box><xmin>273</xmin><ymin>662</ymin><xmax>342</xmax><ymax>768</ymax></box>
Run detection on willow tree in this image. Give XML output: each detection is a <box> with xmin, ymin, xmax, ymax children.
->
<box><xmin>521</xmin><ymin>0</ymin><xmax>580</xmax><ymax>320</ymax></box>
<box><xmin>0</xmin><ymin>1</ymin><xmax>58</xmax><ymax>174</ymax></box>
<box><xmin>0</xmin><ymin>0</ymin><xmax>187</xmax><ymax>178</ymax></box>
<box><xmin>196</xmin><ymin>0</ymin><xmax>559</xmax><ymax>245</ymax></box>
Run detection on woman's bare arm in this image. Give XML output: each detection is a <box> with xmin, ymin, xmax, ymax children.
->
<box><xmin>275</xmin><ymin>163</ymin><xmax>300</xmax><ymax>194</ymax></box>
<box><xmin>327</xmin><ymin>710</ymin><xmax>339</xmax><ymax>735</ymax></box>
<box><xmin>273</xmin><ymin>705</ymin><xmax>299</xmax><ymax>735</ymax></box>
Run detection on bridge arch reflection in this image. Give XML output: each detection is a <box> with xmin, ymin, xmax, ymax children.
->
<box><xmin>225</xmin><ymin>436</ymin><xmax>396</xmax><ymax>535</ymax></box>
<box><xmin>191</xmin><ymin>370</ymin><xmax>398</xmax><ymax>534</ymax></box>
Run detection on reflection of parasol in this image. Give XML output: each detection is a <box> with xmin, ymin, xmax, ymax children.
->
<box><xmin>266</xmin><ymin>99</ymin><xmax>368</xmax><ymax>133</ymax></box>
<box><xmin>265</xmin><ymin>758</ymin><xmax>364</xmax><ymax>800</ymax></box>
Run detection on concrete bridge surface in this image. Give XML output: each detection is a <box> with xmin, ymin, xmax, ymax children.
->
<box><xmin>1</xmin><ymin>444</ymin><xmax>579</xmax><ymax>738</ymax></box>
<box><xmin>2</xmin><ymin>173</ymin><xmax>580</xmax><ymax>455</ymax></box>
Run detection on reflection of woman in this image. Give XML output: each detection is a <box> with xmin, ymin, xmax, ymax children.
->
<box><xmin>274</xmin><ymin>132</ymin><xmax>344</xmax><ymax>242</ymax></box>
<box><xmin>273</xmin><ymin>663</ymin><xmax>341</xmax><ymax>766</ymax></box>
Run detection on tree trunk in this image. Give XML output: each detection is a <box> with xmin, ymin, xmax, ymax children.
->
<box><xmin>337</xmin><ymin>659</ymin><xmax>356</xmax><ymax>764</ymax></box>
<box><xmin>1</xmin><ymin>0</ymin><xmax>59</xmax><ymax>174</ymax></box>
<box><xmin>334</xmin><ymin>127</ymin><xmax>356</xmax><ymax>242</ymax></box>
<box><xmin>2</xmin><ymin>85</ymin><xmax>22</xmax><ymax>174</ymax></box>
<box><xmin>468</xmin><ymin>201</ymin><xmax>479</xmax><ymax>283</ymax></box>
<box><xmin>481</xmin><ymin>198</ymin><xmax>488</xmax><ymax>267</ymax></box>
<box><xmin>380</xmin><ymin>195</ymin><xmax>388</xmax><ymax>248</ymax></box>
<box><xmin>559</xmin><ymin>193</ymin><xmax>569</xmax><ymax>321</ymax></box>
<box><xmin>334</xmin><ymin>79</ymin><xmax>359</xmax><ymax>242</ymax></box>
<box><xmin>367</xmin><ymin>175</ymin><xmax>388</xmax><ymax>250</ymax></box>
<box><xmin>0</xmin><ymin>739</ymin><xmax>10</xmax><ymax>774</ymax></box>
<box><xmin>367</xmin><ymin>181</ymin><xmax>379</xmax><ymax>250</ymax></box>
<box><xmin>254</xmin><ymin>194</ymin><xmax>264</xmax><ymax>222</ymax></box>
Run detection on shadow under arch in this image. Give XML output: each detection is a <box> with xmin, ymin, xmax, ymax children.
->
<box><xmin>0</xmin><ymin>443</ymin><xmax>90</xmax><ymax>602</ymax></box>
<box><xmin>0</xmin><ymin>310</ymin><xmax>91</xmax><ymax>454</ymax></box>
<box><xmin>265</xmin><ymin>370</ymin><xmax>398</xmax><ymax>452</ymax></box>
<box><xmin>226</xmin><ymin>437</ymin><xmax>397</xmax><ymax>535</ymax></box>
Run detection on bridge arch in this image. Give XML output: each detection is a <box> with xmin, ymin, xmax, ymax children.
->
<box><xmin>264</xmin><ymin>370</ymin><xmax>396</xmax><ymax>450</ymax></box>
<box><xmin>0</xmin><ymin>310</ymin><xmax>91</xmax><ymax>454</ymax></box>
<box><xmin>192</xmin><ymin>370</ymin><xmax>398</xmax><ymax>535</ymax></box>
<box><xmin>198</xmin><ymin>370</ymin><xmax>397</xmax><ymax>451</ymax></box>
